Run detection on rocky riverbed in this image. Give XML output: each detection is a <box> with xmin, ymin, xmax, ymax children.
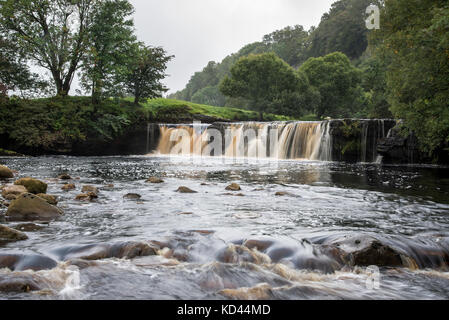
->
<box><xmin>0</xmin><ymin>156</ymin><xmax>449</xmax><ymax>299</ymax></box>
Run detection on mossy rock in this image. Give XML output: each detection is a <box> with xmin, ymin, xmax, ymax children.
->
<box><xmin>0</xmin><ymin>165</ymin><xmax>14</xmax><ymax>179</ymax></box>
<box><xmin>36</xmin><ymin>194</ymin><xmax>58</xmax><ymax>205</ymax></box>
<box><xmin>0</xmin><ymin>224</ymin><xmax>29</xmax><ymax>242</ymax></box>
<box><xmin>6</xmin><ymin>193</ymin><xmax>63</xmax><ymax>221</ymax></box>
<box><xmin>14</xmin><ymin>178</ymin><xmax>47</xmax><ymax>194</ymax></box>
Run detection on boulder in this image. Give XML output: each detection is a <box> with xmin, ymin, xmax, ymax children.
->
<box><xmin>328</xmin><ymin>235</ymin><xmax>411</xmax><ymax>268</ymax></box>
<box><xmin>14</xmin><ymin>178</ymin><xmax>47</xmax><ymax>194</ymax></box>
<box><xmin>0</xmin><ymin>165</ymin><xmax>14</xmax><ymax>179</ymax></box>
<box><xmin>0</xmin><ymin>224</ymin><xmax>28</xmax><ymax>242</ymax></box>
<box><xmin>75</xmin><ymin>193</ymin><xmax>97</xmax><ymax>202</ymax></box>
<box><xmin>0</xmin><ymin>274</ymin><xmax>41</xmax><ymax>293</ymax></box>
<box><xmin>37</xmin><ymin>194</ymin><xmax>58</xmax><ymax>205</ymax></box>
<box><xmin>2</xmin><ymin>184</ymin><xmax>27</xmax><ymax>199</ymax></box>
<box><xmin>62</xmin><ymin>183</ymin><xmax>76</xmax><ymax>191</ymax></box>
<box><xmin>275</xmin><ymin>192</ymin><xmax>292</xmax><ymax>197</ymax></box>
<box><xmin>176</xmin><ymin>186</ymin><xmax>198</xmax><ymax>194</ymax></box>
<box><xmin>6</xmin><ymin>193</ymin><xmax>63</xmax><ymax>221</ymax></box>
<box><xmin>226</xmin><ymin>183</ymin><xmax>241</xmax><ymax>191</ymax></box>
<box><xmin>58</xmin><ymin>174</ymin><xmax>72</xmax><ymax>180</ymax></box>
<box><xmin>123</xmin><ymin>193</ymin><xmax>142</xmax><ymax>200</ymax></box>
<box><xmin>82</xmin><ymin>185</ymin><xmax>99</xmax><ymax>196</ymax></box>
<box><xmin>146</xmin><ymin>177</ymin><xmax>164</xmax><ymax>184</ymax></box>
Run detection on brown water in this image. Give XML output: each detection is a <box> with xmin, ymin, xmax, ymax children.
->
<box><xmin>1</xmin><ymin>156</ymin><xmax>449</xmax><ymax>300</ymax></box>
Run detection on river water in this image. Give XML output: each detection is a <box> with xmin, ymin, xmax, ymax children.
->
<box><xmin>1</xmin><ymin>155</ymin><xmax>449</xmax><ymax>300</ymax></box>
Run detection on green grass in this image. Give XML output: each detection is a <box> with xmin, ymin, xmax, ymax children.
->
<box><xmin>141</xmin><ymin>98</ymin><xmax>296</xmax><ymax>122</ymax></box>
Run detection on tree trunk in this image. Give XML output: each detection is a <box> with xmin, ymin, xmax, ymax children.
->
<box><xmin>259</xmin><ymin>112</ymin><xmax>264</xmax><ymax>121</ymax></box>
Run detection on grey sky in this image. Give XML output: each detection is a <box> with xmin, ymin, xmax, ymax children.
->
<box><xmin>68</xmin><ymin>0</ymin><xmax>336</xmax><ymax>95</ymax></box>
<box><xmin>131</xmin><ymin>0</ymin><xmax>337</xmax><ymax>94</ymax></box>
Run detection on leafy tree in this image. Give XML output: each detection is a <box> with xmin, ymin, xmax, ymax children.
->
<box><xmin>123</xmin><ymin>45</ymin><xmax>173</xmax><ymax>105</ymax></box>
<box><xmin>262</xmin><ymin>25</ymin><xmax>310</xmax><ymax>67</ymax></box>
<box><xmin>0</xmin><ymin>36</ymin><xmax>47</xmax><ymax>97</ymax></box>
<box><xmin>80</xmin><ymin>0</ymin><xmax>136</xmax><ymax>103</ymax></box>
<box><xmin>371</xmin><ymin>0</ymin><xmax>449</xmax><ymax>156</ymax></box>
<box><xmin>308</xmin><ymin>0</ymin><xmax>382</xmax><ymax>60</ymax></box>
<box><xmin>299</xmin><ymin>52</ymin><xmax>363</xmax><ymax>118</ymax></box>
<box><xmin>0</xmin><ymin>0</ymin><xmax>99</xmax><ymax>96</ymax></box>
<box><xmin>219</xmin><ymin>53</ymin><xmax>312</xmax><ymax>119</ymax></box>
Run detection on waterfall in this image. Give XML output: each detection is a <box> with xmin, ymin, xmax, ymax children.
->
<box><xmin>155</xmin><ymin>122</ymin><xmax>333</xmax><ymax>161</ymax></box>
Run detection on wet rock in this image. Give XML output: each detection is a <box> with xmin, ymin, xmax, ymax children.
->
<box><xmin>14</xmin><ymin>178</ymin><xmax>47</xmax><ymax>194</ymax></box>
<box><xmin>0</xmin><ymin>165</ymin><xmax>14</xmax><ymax>179</ymax></box>
<box><xmin>176</xmin><ymin>186</ymin><xmax>198</xmax><ymax>194</ymax></box>
<box><xmin>4</xmin><ymin>194</ymin><xmax>18</xmax><ymax>201</ymax></box>
<box><xmin>244</xmin><ymin>239</ymin><xmax>276</xmax><ymax>252</ymax></box>
<box><xmin>146</xmin><ymin>177</ymin><xmax>164</xmax><ymax>184</ymax></box>
<box><xmin>329</xmin><ymin>235</ymin><xmax>411</xmax><ymax>268</ymax></box>
<box><xmin>14</xmin><ymin>223</ymin><xmax>45</xmax><ymax>232</ymax></box>
<box><xmin>6</xmin><ymin>193</ymin><xmax>63</xmax><ymax>221</ymax></box>
<box><xmin>61</xmin><ymin>183</ymin><xmax>76</xmax><ymax>191</ymax></box>
<box><xmin>0</xmin><ymin>224</ymin><xmax>28</xmax><ymax>242</ymax></box>
<box><xmin>37</xmin><ymin>194</ymin><xmax>58</xmax><ymax>205</ymax></box>
<box><xmin>54</xmin><ymin>241</ymin><xmax>158</xmax><ymax>261</ymax></box>
<box><xmin>178</xmin><ymin>212</ymin><xmax>193</xmax><ymax>215</ymax></box>
<box><xmin>220</xmin><ymin>283</ymin><xmax>272</xmax><ymax>300</ymax></box>
<box><xmin>226</xmin><ymin>183</ymin><xmax>241</xmax><ymax>191</ymax></box>
<box><xmin>66</xmin><ymin>259</ymin><xmax>99</xmax><ymax>269</ymax></box>
<box><xmin>0</xmin><ymin>253</ymin><xmax>58</xmax><ymax>271</ymax></box>
<box><xmin>0</xmin><ymin>274</ymin><xmax>41</xmax><ymax>293</ymax></box>
<box><xmin>2</xmin><ymin>184</ymin><xmax>27</xmax><ymax>199</ymax></box>
<box><xmin>81</xmin><ymin>185</ymin><xmax>99</xmax><ymax>196</ymax></box>
<box><xmin>58</xmin><ymin>174</ymin><xmax>72</xmax><ymax>180</ymax></box>
<box><xmin>75</xmin><ymin>193</ymin><xmax>97</xmax><ymax>202</ymax></box>
<box><xmin>123</xmin><ymin>193</ymin><xmax>142</xmax><ymax>200</ymax></box>
<box><xmin>275</xmin><ymin>192</ymin><xmax>292</xmax><ymax>197</ymax></box>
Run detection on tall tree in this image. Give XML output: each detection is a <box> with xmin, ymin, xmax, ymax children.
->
<box><xmin>299</xmin><ymin>52</ymin><xmax>364</xmax><ymax>118</ymax></box>
<box><xmin>372</xmin><ymin>0</ymin><xmax>449</xmax><ymax>156</ymax></box>
<box><xmin>80</xmin><ymin>0</ymin><xmax>136</xmax><ymax>103</ymax></box>
<box><xmin>220</xmin><ymin>53</ymin><xmax>313</xmax><ymax>119</ymax></box>
<box><xmin>0</xmin><ymin>0</ymin><xmax>98</xmax><ymax>96</ymax></box>
<box><xmin>124</xmin><ymin>45</ymin><xmax>173</xmax><ymax>105</ymax></box>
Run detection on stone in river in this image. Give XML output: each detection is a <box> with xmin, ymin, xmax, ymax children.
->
<box><xmin>61</xmin><ymin>183</ymin><xmax>76</xmax><ymax>191</ymax></box>
<box><xmin>58</xmin><ymin>174</ymin><xmax>72</xmax><ymax>180</ymax></box>
<box><xmin>146</xmin><ymin>177</ymin><xmax>164</xmax><ymax>184</ymax></box>
<box><xmin>6</xmin><ymin>193</ymin><xmax>63</xmax><ymax>221</ymax></box>
<box><xmin>81</xmin><ymin>185</ymin><xmax>99</xmax><ymax>196</ymax></box>
<box><xmin>0</xmin><ymin>224</ymin><xmax>28</xmax><ymax>242</ymax></box>
<box><xmin>37</xmin><ymin>194</ymin><xmax>58</xmax><ymax>205</ymax></box>
<box><xmin>14</xmin><ymin>178</ymin><xmax>47</xmax><ymax>194</ymax></box>
<box><xmin>2</xmin><ymin>184</ymin><xmax>27</xmax><ymax>199</ymax></box>
<box><xmin>225</xmin><ymin>183</ymin><xmax>241</xmax><ymax>191</ymax></box>
<box><xmin>176</xmin><ymin>186</ymin><xmax>198</xmax><ymax>194</ymax></box>
<box><xmin>0</xmin><ymin>165</ymin><xmax>14</xmax><ymax>179</ymax></box>
<box><xmin>123</xmin><ymin>193</ymin><xmax>142</xmax><ymax>200</ymax></box>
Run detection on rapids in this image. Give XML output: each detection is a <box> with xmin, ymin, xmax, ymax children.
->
<box><xmin>1</xmin><ymin>155</ymin><xmax>448</xmax><ymax>300</ymax></box>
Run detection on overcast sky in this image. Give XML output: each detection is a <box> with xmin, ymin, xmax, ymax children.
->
<box><xmin>68</xmin><ymin>0</ymin><xmax>336</xmax><ymax>95</ymax></box>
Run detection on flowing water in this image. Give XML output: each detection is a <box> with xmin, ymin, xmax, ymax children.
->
<box><xmin>1</xmin><ymin>154</ymin><xmax>449</xmax><ymax>300</ymax></box>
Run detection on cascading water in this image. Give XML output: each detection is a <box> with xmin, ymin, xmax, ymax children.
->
<box><xmin>155</xmin><ymin>122</ymin><xmax>333</xmax><ymax>161</ymax></box>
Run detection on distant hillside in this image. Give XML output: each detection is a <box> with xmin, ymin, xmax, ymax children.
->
<box><xmin>169</xmin><ymin>0</ymin><xmax>380</xmax><ymax>109</ymax></box>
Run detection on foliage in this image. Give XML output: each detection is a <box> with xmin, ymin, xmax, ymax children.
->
<box><xmin>123</xmin><ymin>45</ymin><xmax>173</xmax><ymax>104</ymax></box>
<box><xmin>371</xmin><ymin>0</ymin><xmax>449</xmax><ymax>155</ymax></box>
<box><xmin>0</xmin><ymin>96</ymin><xmax>144</xmax><ymax>151</ymax></box>
<box><xmin>80</xmin><ymin>0</ymin><xmax>136</xmax><ymax>103</ymax></box>
<box><xmin>0</xmin><ymin>0</ymin><xmax>99</xmax><ymax>96</ymax></box>
<box><xmin>299</xmin><ymin>52</ymin><xmax>365</xmax><ymax>119</ymax></box>
<box><xmin>219</xmin><ymin>53</ymin><xmax>313</xmax><ymax>119</ymax></box>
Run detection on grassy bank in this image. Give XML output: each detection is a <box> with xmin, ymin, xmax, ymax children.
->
<box><xmin>141</xmin><ymin>98</ymin><xmax>297</xmax><ymax>122</ymax></box>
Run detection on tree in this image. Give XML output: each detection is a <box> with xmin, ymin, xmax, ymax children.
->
<box><xmin>191</xmin><ymin>86</ymin><xmax>226</xmax><ymax>107</ymax></box>
<box><xmin>80</xmin><ymin>0</ymin><xmax>136</xmax><ymax>103</ymax></box>
<box><xmin>124</xmin><ymin>45</ymin><xmax>173</xmax><ymax>105</ymax></box>
<box><xmin>0</xmin><ymin>36</ymin><xmax>47</xmax><ymax>97</ymax></box>
<box><xmin>308</xmin><ymin>0</ymin><xmax>383</xmax><ymax>60</ymax></box>
<box><xmin>371</xmin><ymin>0</ymin><xmax>449</xmax><ymax>156</ymax></box>
<box><xmin>0</xmin><ymin>0</ymin><xmax>98</xmax><ymax>96</ymax></box>
<box><xmin>219</xmin><ymin>53</ymin><xmax>312</xmax><ymax>119</ymax></box>
<box><xmin>299</xmin><ymin>52</ymin><xmax>363</xmax><ymax>118</ymax></box>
